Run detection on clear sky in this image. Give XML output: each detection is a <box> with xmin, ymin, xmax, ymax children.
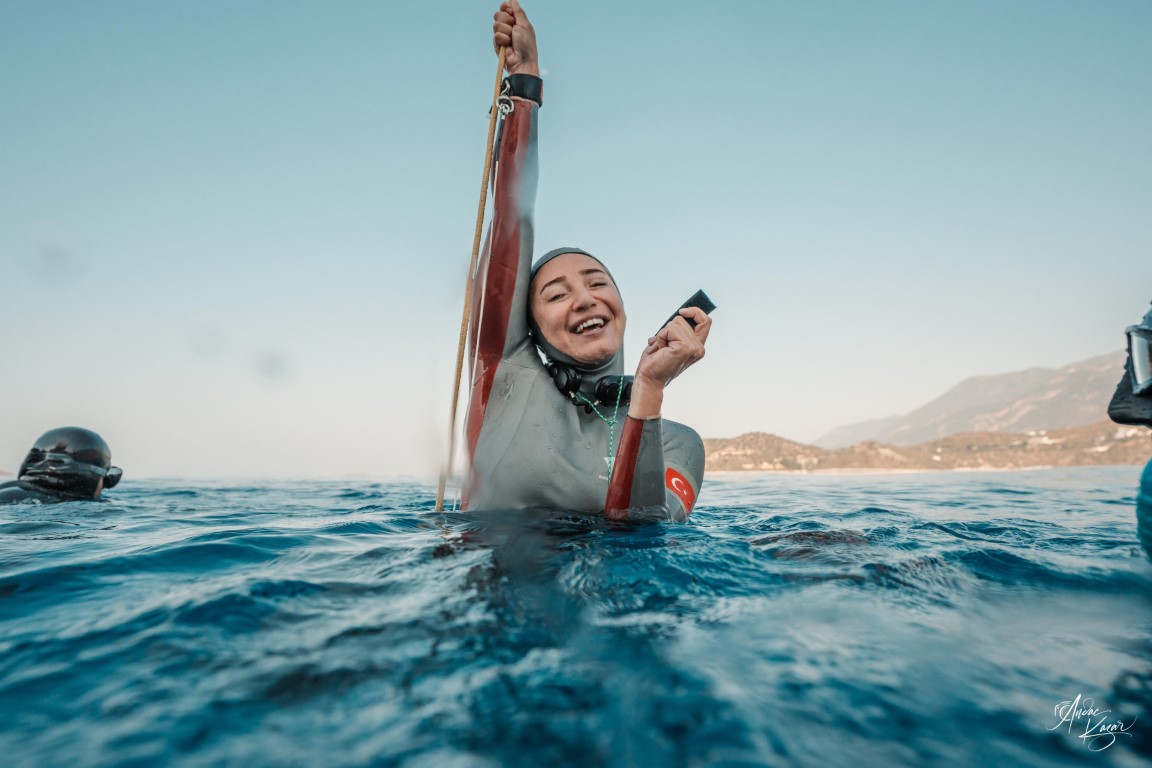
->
<box><xmin>2</xmin><ymin>1</ymin><xmax>1149</xmax><ymax>479</ymax></box>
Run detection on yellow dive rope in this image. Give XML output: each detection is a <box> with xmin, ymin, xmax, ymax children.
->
<box><xmin>436</xmin><ymin>49</ymin><xmax>507</xmax><ymax>512</ymax></box>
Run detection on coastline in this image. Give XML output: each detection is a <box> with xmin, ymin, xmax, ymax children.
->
<box><xmin>703</xmin><ymin>464</ymin><xmax>1139</xmax><ymax>478</ymax></box>
<box><xmin>704</xmin><ymin>421</ymin><xmax>1151</xmax><ymax>474</ymax></box>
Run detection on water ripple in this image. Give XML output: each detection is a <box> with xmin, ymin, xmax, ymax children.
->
<box><xmin>0</xmin><ymin>468</ymin><xmax>1148</xmax><ymax>767</ymax></box>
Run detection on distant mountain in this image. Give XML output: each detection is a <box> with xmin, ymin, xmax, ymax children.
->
<box><xmin>706</xmin><ymin>421</ymin><xmax>1151</xmax><ymax>472</ymax></box>
<box><xmin>814</xmin><ymin>352</ymin><xmax>1126</xmax><ymax>448</ymax></box>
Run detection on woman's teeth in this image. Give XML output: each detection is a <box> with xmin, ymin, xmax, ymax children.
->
<box><xmin>574</xmin><ymin>318</ymin><xmax>605</xmax><ymax>334</ymax></box>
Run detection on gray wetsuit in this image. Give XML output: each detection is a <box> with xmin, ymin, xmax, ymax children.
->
<box><xmin>462</xmin><ymin>76</ymin><xmax>704</xmax><ymax>521</ymax></box>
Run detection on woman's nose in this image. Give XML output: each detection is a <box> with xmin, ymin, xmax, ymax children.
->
<box><xmin>571</xmin><ymin>286</ymin><xmax>597</xmax><ymax>309</ymax></box>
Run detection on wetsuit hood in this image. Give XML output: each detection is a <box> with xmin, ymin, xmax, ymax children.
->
<box><xmin>18</xmin><ymin>427</ymin><xmax>123</xmax><ymax>500</ymax></box>
<box><xmin>528</xmin><ymin>247</ymin><xmax>625</xmax><ymax>384</ymax></box>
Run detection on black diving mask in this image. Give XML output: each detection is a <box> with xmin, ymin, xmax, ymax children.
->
<box><xmin>1127</xmin><ymin>325</ymin><xmax>1152</xmax><ymax>396</ymax></box>
<box><xmin>20</xmin><ymin>449</ymin><xmax>123</xmax><ymax>496</ymax></box>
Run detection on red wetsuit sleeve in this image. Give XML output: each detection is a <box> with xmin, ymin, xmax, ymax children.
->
<box><xmin>464</xmin><ymin>96</ymin><xmax>540</xmax><ymax>462</ymax></box>
<box><xmin>604</xmin><ymin>417</ymin><xmax>644</xmax><ymax>520</ymax></box>
<box><xmin>605</xmin><ymin>418</ymin><xmax>703</xmax><ymax>522</ymax></box>
<box><xmin>605</xmin><ymin>417</ymin><xmax>667</xmax><ymax>520</ymax></box>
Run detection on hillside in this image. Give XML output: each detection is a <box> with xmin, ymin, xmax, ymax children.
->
<box><xmin>815</xmin><ymin>352</ymin><xmax>1126</xmax><ymax>448</ymax></box>
<box><xmin>706</xmin><ymin>421</ymin><xmax>1151</xmax><ymax>472</ymax></box>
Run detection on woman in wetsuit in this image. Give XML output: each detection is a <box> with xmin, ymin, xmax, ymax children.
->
<box><xmin>463</xmin><ymin>1</ymin><xmax>712</xmax><ymax>521</ymax></box>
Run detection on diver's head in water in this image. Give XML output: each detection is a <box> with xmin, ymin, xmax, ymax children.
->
<box><xmin>17</xmin><ymin>427</ymin><xmax>123</xmax><ymax>500</ymax></box>
<box><xmin>528</xmin><ymin>247</ymin><xmax>626</xmax><ymax>369</ymax></box>
<box><xmin>1109</xmin><ymin>301</ymin><xmax>1152</xmax><ymax>428</ymax></box>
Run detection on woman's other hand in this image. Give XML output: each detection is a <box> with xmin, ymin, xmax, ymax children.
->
<box><xmin>629</xmin><ymin>308</ymin><xmax>712</xmax><ymax>419</ymax></box>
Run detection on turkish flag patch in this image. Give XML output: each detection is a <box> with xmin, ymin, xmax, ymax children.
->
<box><xmin>665</xmin><ymin>468</ymin><xmax>696</xmax><ymax>511</ymax></box>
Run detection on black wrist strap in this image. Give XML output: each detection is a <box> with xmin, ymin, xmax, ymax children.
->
<box><xmin>504</xmin><ymin>74</ymin><xmax>543</xmax><ymax>106</ymax></box>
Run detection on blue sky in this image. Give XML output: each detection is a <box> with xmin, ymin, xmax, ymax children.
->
<box><xmin>2</xmin><ymin>1</ymin><xmax>1149</xmax><ymax>479</ymax></box>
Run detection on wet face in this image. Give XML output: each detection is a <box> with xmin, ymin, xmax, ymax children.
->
<box><xmin>530</xmin><ymin>252</ymin><xmax>626</xmax><ymax>366</ymax></box>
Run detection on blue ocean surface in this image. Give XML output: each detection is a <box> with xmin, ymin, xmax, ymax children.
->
<box><xmin>1</xmin><ymin>466</ymin><xmax>1149</xmax><ymax>767</ymax></box>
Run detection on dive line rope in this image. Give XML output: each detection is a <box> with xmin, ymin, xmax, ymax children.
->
<box><xmin>436</xmin><ymin>49</ymin><xmax>507</xmax><ymax>513</ymax></box>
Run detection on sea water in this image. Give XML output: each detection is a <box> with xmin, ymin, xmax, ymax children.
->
<box><xmin>0</xmin><ymin>467</ymin><xmax>1149</xmax><ymax>767</ymax></box>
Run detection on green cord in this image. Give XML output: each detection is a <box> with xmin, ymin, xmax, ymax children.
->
<box><xmin>575</xmin><ymin>375</ymin><xmax>627</xmax><ymax>472</ymax></box>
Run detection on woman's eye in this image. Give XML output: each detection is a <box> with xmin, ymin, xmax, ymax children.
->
<box><xmin>546</xmin><ymin>293</ymin><xmax>566</xmax><ymax>303</ymax></box>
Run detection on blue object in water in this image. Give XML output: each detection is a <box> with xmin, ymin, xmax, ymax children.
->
<box><xmin>1138</xmin><ymin>459</ymin><xmax>1152</xmax><ymax>560</ymax></box>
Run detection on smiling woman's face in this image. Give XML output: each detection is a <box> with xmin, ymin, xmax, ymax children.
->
<box><xmin>529</xmin><ymin>252</ymin><xmax>626</xmax><ymax>366</ymax></box>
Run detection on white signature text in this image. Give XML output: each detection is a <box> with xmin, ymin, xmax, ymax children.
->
<box><xmin>1048</xmin><ymin>694</ymin><xmax>1136</xmax><ymax>751</ymax></box>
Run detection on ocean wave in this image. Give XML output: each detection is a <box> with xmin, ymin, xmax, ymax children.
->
<box><xmin>0</xmin><ymin>467</ymin><xmax>1147</xmax><ymax>767</ymax></box>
